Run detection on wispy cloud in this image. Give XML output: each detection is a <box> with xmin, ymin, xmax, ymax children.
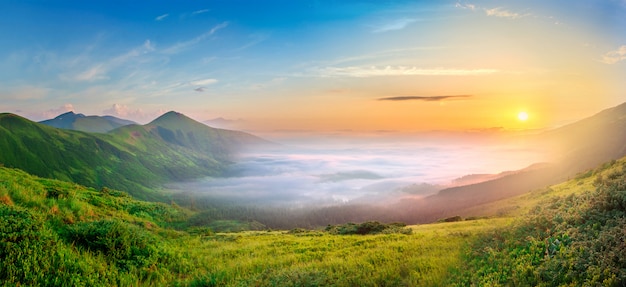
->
<box><xmin>372</xmin><ymin>18</ymin><xmax>417</xmax><ymax>33</ymax></box>
<box><xmin>378</xmin><ymin>95</ymin><xmax>472</xmax><ymax>101</ymax></box>
<box><xmin>313</xmin><ymin>66</ymin><xmax>498</xmax><ymax>78</ymax></box>
<box><xmin>190</xmin><ymin>78</ymin><xmax>218</xmax><ymax>86</ymax></box>
<box><xmin>454</xmin><ymin>2</ymin><xmax>544</xmax><ymax>22</ymax></box>
<box><xmin>235</xmin><ymin>33</ymin><xmax>270</xmax><ymax>51</ymax></box>
<box><xmin>60</xmin><ymin>39</ymin><xmax>155</xmax><ymax>82</ymax></box>
<box><xmin>192</xmin><ymin>9</ymin><xmax>210</xmax><ymax>15</ymax></box>
<box><xmin>73</xmin><ymin>64</ymin><xmax>108</xmax><ymax>81</ymax></box>
<box><xmin>484</xmin><ymin>7</ymin><xmax>528</xmax><ymax>19</ymax></box>
<box><xmin>455</xmin><ymin>2</ymin><xmax>476</xmax><ymax>10</ymax></box>
<box><xmin>601</xmin><ymin>45</ymin><xmax>626</xmax><ymax>64</ymax></box>
<box><xmin>155</xmin><ymin>14</ymin><xmax>169</xmax><ymax>21</ymax></box>
<box><xmin>161</xmin><ymin>22</ymin><xmax>228</xmax><ymax>54</ymax></box>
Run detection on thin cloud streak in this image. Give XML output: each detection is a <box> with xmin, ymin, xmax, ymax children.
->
<box><xmin>601</xmin><ymin>45</ymin><xmax>626</xmax><ymax>64</ymax></box>
<box><xmin>192</xmin><ymin>9</ymin><xmax>210</xmax><ymax>15</ymax></box>
<box><xmin>161</xmin><ymin>22</ymin><xmax>229</xmax><ymax>54</ymax></box>
<box><xmin>313</xmin><ymin>66</ymin><xmax>498</xmax><ymax>78</ymax></box>
<box><xmin>484</xmin><ymin>7</ymin><xmax>528</xmax><ymax>19</ymax></box>
<box><xmin>378</xmin><ymin>95</ymin><xmax>472</xmax><ymax>102</ymax></box>
<box><xmin>372</xmin><ymin>18</ymin><xmax>417</xmax><ymax>33</ymax></box>
<box><xmin>455</xmin><ymin>2</ymin><xmax>476</xmax><ymax>10</ymax></box>
<box><xmin>190</xmin><ymin>78</ymin><xmax>218</xmax><ymax>86</ymax></box>
<box><xmin>155</xmin><ymin>14</ymin><xmax>169</xmax><ymax>21</ymax></box>
<box><xmin>59</xmin><ymin>39</ymin><xmax>155</xmax><ymax>82</ymax></box>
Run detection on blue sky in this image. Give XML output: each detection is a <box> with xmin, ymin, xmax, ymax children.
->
<box><xmin>1</xmin><ymin>0</ymin><xmax>625</xmax><ymax>132</ymax></box>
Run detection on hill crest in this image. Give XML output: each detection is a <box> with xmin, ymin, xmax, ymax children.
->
<box><xmin>39</xmin><ymin>111</ymin><xmax>136</xmax><ymax>133</ymax></box>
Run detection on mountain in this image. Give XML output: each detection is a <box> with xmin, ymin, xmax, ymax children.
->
<box><xmin>40</xmin><ymin>111</ymin><xmax>136</xmax><ymax>133</ymax></box>
<box><xmin>147</xmin><ymin>111</ymin><xmax>271</xmax><ymax>156</ymax></box>
<box><xmin>540</xmin><ymin>101</ymin><xmax>626</xmax><ymax>173</ymax></box>
<box><xmin>0</xmin><ymin>111</ymin><xmax>272</xmax><ymax>200</ymax></box>
<box><xmin>396</xmin><ymin>101</ymin><xmax>626</xmax><ymax>223</ymax></box>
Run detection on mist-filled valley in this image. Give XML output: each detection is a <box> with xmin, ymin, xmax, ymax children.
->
<box><xmin>167</xmin><ymin>135</ymin><xmax>549</xmax><ymax>228</ymax></box>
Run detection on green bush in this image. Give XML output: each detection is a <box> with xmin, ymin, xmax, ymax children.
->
<box><xmin>325</xmin><ymin>221</ymin><xmax>411</xmax><ymax>235</ymax></box>
<box><xmin>0</xmin><ymin>204</ymin><xmax>55</xmax><ymax>284</ymax></box>
<box><xmin>64</xmin><ymin>219</ymin><xmax>160</xmax><ymax>271</ymax></box>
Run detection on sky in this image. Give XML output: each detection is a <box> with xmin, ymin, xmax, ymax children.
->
<box><xmin>1</xmin><ymin>0</ymin><xmax>626</xmax><ymax>133</ymax></box>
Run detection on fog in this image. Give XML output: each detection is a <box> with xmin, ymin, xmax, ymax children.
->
<box><xmin>168</xmin><ymin>134</ymin><xmax>548</xmax><ymax>208</ymax></box>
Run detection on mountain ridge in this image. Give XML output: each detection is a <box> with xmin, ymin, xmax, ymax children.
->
<box><xmin>0</xmin><ymin>111</ymin><xmax>272</xmax><ymax>200</ymax></box>
<box><xmin>39</xmin><ymin>111</ymin><xmax>136</xmax><ymax>133</ymax></box>
<box><xmin>398</xmin><ymin>101</ymin><xmax>626</xmax><ymax>223</ymax></box>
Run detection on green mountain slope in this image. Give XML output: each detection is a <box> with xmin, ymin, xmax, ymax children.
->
<box><xmin>0</xmin><ymin>166</ymin><xmax>189</xmax><ymax>285</ymax></box>
<box><xmin>0</xmin><ymin>112</ymin><xmax>269</xmax><ymax>200</ymax></box>
<box><xmin>454</xmin><ymin>158</ymin><xmax>626</xmax><ymax>286</ymax></box>
<box><xmin>39</xmin><ymin>111</ymin><xmax>136</xmax><ymax>133</ymax></box>
<box><xmin>111</xmin><ymin>111</ymin><xmax>273</xmax><ymax>161</ymax></box>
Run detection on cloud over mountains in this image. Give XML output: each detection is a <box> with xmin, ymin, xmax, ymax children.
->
<box><xmin>378</xmin><ymin>95</ymin><xmax>472</xmax><ymax>102</ymax></box>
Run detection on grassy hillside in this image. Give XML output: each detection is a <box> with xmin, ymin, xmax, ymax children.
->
<box><xmin>2</xmin><ymin>153</ymin><xmax>626</xmax><ymax>285</ymax></box>
<box><xmin>0</xmin><ymin>112</ymin><xmax>267</xmax><ymax>200</ymax></box>
<box><xmin>453</xmin><ymin>159</ymin><xmax>626</xmax><ymax>286</ymax></box>
<box><xmin>112</xmin><ymin>111</ymin><xmax>272</xmax><ymax>162</ymax></box>
<box><xmin>0</xmin><ymin>166</ymin><xmax>506</xmax><ymax>286</ymax></box>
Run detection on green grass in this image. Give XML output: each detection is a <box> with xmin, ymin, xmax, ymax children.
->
<box><xmin>2</xmin><ymin>154</ymin><xmax>626</xmax><ymax>286</ymax></box>
<box><xmin>0</xmin><ymin>166</ymin><xmax>511</xmax><ymax>286</ymax></box>
<box><xmin>452</xmin><ymin>159</ymin><xmax>626</xmax><ymax>286</ymax></box>
<box><xmin>167</xmin><ymin>219</ymin><xmax>509</xmax><ymax>287</ymax></box>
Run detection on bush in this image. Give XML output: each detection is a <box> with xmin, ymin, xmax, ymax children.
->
<box><xmin>0</xmin><ymin>204</ymin><xmax>56</xmax><ymax>284</ymax></box>
<box><xmin>439</xmin><ymin>216</ymin><xmax>463</xmax><ymax>223</ymax></box>
<box><xmin>65</xmin><ymin>219</ymin><xmax>160</xmax><ymax>271</ymax></box>
<box><xmin>325</xmin><ymin>221</ymin><xmax>412</xmax><ymax>235</ymax></box>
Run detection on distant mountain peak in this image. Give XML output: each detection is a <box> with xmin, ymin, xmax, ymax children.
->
<box><xmin>149</xmin><ymin>111</ymin><xmax>195</xmax><ymax>126</ymax></box>
<box><xmin>39</xmin><ymin>111</ymin><xmax>135</xmax><ymax>133</ymax></box>
<box><xmin>54</xmin><ymin>111</ymin><xmax>85</xmax><ymax>120</ymax></box>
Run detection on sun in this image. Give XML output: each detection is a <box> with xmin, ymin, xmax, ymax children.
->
<box><xmin>517</xmin><ymin>111</ymin><xmax>529</xmax><ymax>121</ymax></box>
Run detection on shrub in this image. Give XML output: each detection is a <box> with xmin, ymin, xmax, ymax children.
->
<box><xmin>0</xmin><ymin>204</ymin><xmax>56</xmax><ymax>284</ymax></box>
<box><xmin>325</xmin><ymin>221</ymin><xmax>412</xmax><ymax>235</ymax></box>
<box><xmin>439</xmin><ymin>216</ymin><xmax>463</xmax><ymax>223</ymax></box>
<box><xmin>65</xmin><ymin>219</ymin><xmax>160</xmax><ymax>271</ymax></box>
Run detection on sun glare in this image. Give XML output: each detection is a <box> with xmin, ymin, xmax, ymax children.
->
<box><xmin>517</xmin><ymin>111</ymin><xmax>529</xmax><ymax>121</ymax></box>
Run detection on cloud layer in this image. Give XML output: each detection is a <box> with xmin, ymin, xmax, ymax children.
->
<box><xmin>378</xmin><ymin>95</ymin><xmax>472</xmax><ymax>102</ymax></box>
<box><xmin>168</xmin><ymin>139</ymin><xmax>546</xmax><ymax>206</ymax></box>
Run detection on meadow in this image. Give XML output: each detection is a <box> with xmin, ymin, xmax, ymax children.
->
<box><xmin>0</xmin><ymin>165</ymin><xmax>508</xmax><ymax>286</ymax></box>
<box><xmin>2</xmin><ymin>156</ymin><xmax>626</xmax><ymax>286</ymax></box>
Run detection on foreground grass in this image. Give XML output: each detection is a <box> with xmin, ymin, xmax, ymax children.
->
<box><xmin>0</xmin><ymin>166</ymin><xmax>510</xmax><ymax>286</ymax></box>
<box><xmin>4</xmin><ymin>156</ymin><xmax>625</xmax><ymax>286</ymax></box>
<box><xmin>169</xmin><ymin>218</ymin><xmax>511</xmax><ymax>286</ymax></box>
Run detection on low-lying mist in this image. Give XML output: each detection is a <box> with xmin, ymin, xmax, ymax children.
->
<box><xmin>168</xmin><ymin>134</ymin><xmax>548</xmax><ymax>228</ymax></box>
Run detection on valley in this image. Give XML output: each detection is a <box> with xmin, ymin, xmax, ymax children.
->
<box><xmin>1</xmin><ymin>102</ymin><xmax>626</xmax><ymax>285</ymax></box>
